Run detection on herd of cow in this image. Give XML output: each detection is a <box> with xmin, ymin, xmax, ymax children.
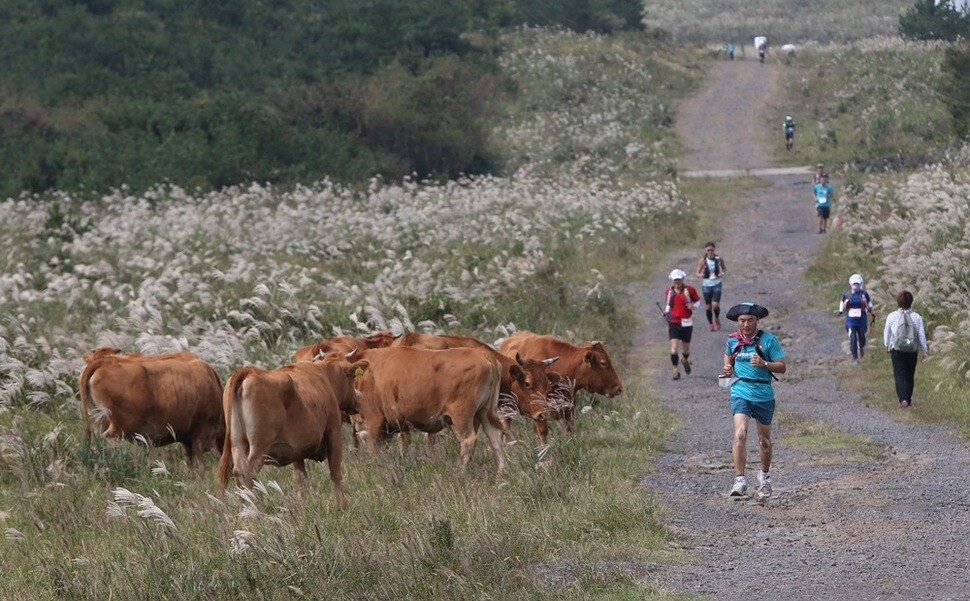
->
<box><xmin>77</xmin><ymin>331</ymin><xmax>624</xmax><ymax>507</ymax></box>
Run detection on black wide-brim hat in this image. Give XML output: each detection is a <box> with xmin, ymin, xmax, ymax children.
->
<box><xmin>726</xmin><ymin>302</ymin><xmax>769</xmax><ymax>321</ymax></box>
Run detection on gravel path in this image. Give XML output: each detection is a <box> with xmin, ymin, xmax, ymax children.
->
<box><xmin>627</xmin><ymin>60</ymin><xmax>970</xmax><ymax>600</ymax></box>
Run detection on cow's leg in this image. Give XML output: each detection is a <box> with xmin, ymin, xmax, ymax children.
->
<box><xmin>564</xmin><ymin>407</ymin><xmax>574</xmax><ymax>433</ymax></box>
<box><xmin>293</xmin><ymin>459</ymin><xmax>309</xmax><ymax>490</ymax></box>
<box><xmin>182</xmin><ymin>440</ymin><xmax>201</xmax><ymax>469</ymax></box>
<box><xmin>326</xmin><ymin>429</ymin><xmax>348</xmax><ymax>510</ymax></box>
<box><xmin>452</xmin><ymin>416</ymin><xmax>478</xmax><ymax>469</ymax></box>
<box><xmin>533</xmin><ymin>420</ymin><xmax>549</xmax><ymax>446</ymax></box>
<box><xmin>479</xmin><ymin>408</ymin><xmax>507</xmax><ymax>474</ymax></box>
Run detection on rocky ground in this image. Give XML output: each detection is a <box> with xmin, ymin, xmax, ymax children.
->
<box><xmin>629</xmin><ymin>58</ymin><xmax>970</xmax><ymax>600</ymax></box>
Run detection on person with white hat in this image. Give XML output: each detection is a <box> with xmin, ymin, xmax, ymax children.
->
<box><xmin>838</xmin><ymin>273</ymin><xmax>876</xmax><ymax>364</ymax></box>
<box><xmin>662</xmin><ymin>268</ymin><xmax>700</xmax><ymax>380</ymax></box>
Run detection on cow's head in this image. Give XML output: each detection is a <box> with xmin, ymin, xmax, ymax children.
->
<box><xmin>508</xmin><ymin>354</ymin><xmax>564</xmax><ymax>421</ymax></box>
<box><xmin>577</xmin><ymin>341</ymin><xmax>622</xmax><ymax>397</ymax></box>
<box><xmin>363</xmin><ymin>331</ymin><xmax>395</xmax><ymax>349</ymax></box>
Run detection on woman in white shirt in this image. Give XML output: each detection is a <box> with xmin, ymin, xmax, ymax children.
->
<box><xmin>883</xmin><ymin>290</ymin><xmax>929</xmax><ymax>408</ymax></box>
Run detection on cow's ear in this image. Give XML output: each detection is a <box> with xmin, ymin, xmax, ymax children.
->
<box><xmin>509</xmin><ymin>364</ymin><xmax>525</xmax><ymax>382</ymax></box>
<box><xmin>349</xmin><ymin>361</ymin><xmax>369</xmax><ymax>378</ymax></box>
<box><xmin>547</xmin><ymin>372</ymin><xmax>561</xmax><ymax>385</ymax></box>
<box><xmin>515</xmin><ymin>352</ymin><xmax>526</xmax><ymax>366</ymax></box>
<box><xmin>584</xmin><ymin>351</ymin><xmax>595</xmax><ymax>365</ymax></box>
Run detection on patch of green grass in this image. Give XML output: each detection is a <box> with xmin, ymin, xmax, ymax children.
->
<box><xmin>779</xmin><ymin>410</ymin><xmax>889</xmax><ymax>463</ymax></box>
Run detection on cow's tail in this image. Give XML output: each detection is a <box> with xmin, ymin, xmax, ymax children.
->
<box><xmin>78</xmin><ymin>362</ymin><xmax>99</xmax><ymax>443</ymax></box>
<box><xmin>217</xmin><ymin>368</ymin><xmax>249</xmax><ymax>492</ymax></box>
<box><xmin>484</xmin><ymin>354</ymin><xmax>513</xmax><ymax>440</ymax></box>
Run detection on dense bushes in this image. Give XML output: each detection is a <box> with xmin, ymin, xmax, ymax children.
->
<box><xmin>0</xmin><ymin>0</ymin><xmax>642</xmax><ymax>198</ymax></box>
<box><xmin>899</xmin><ymin>0</ymin><xmax>970</xmax><ymax>41</ymax></box>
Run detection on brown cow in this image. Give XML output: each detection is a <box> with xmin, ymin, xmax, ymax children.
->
<box><xmin>393</xmin><ymin>332</ymin><xmax>560</xmax><ymax>439</ymax></box>
<box><xmin>500</xmin><ymin>332</ymin><xmax>622</xmax><ymax>440</ymax></box>
<box><xmin>349</xmin><ymin>346</ymin><xmax>507</xmax><ymax>473</ymax></box>
<box><xmin>216</xmin><ymin>355</ymin><xmax>367</xmax><ymax>508</ymax></box>
<box><xmin>78</xmin><ymin>349</ymin><xmax>224</xmax><ymax>466</ymax></box>
<box><xmin>293</xmin><ymin>331</ymin><xmax>394</xmax><ymax>362</ymax></box>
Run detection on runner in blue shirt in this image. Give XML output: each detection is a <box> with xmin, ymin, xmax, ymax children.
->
<box><xmin>814</xmin><ymin>174</ymin><xmax>834</xmax><ymax>233</ymax></box>
<box><xmin>719</xmin><ymin>302</ymin><xmax>786</xmax><ymax>498</ymax></box>
<box><xmin>839</xmin><ymin>273</ymin><xmax>876</xmax><ymax>364</ymax></box>
<box><xmin>783</xmin><ymin>115</ymin><xmax>795</xmax><ymax>150</ymax></box>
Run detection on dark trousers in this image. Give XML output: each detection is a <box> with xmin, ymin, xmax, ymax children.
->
<box><xmin>890</xmin><ymin>350</ymin><xmax>919</xmax><ymax>402</ymax></box>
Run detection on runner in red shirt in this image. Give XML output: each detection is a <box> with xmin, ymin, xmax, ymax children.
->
<box><xmin>663</xmin><ymin>269</ymin><xmax>701</xmax><ymax>380</ymax></box>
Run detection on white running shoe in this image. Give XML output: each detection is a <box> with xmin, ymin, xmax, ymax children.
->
<box><xmin>730</xmin><ymin>475</ymin><xmax>748</xmax><ymax>496</ymax></box>
<box><xmin>758</xmin><ymin>471</ymin><xmax>772</xmax><ymax>497</ymax></box>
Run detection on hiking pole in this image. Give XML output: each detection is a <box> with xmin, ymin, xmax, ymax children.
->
<box><xmin>655</xmin><ymin>302</ymin><xmax>669</xmax><ymax>321</ymax></box>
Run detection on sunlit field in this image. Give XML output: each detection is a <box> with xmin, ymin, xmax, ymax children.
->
<box><xmin>0</xmin><ymin>29</ymin><xmax>701</xmax><ymax>599</ymax></box>
<box><xmin>776</xmin><ymin>37</ymin><xmax>952</xmax><ymax>166</ymax></box>
<box><xmin>642</xmin><ymin>0</ymin><xmax>913</xmax><ymax>43</ymax></box>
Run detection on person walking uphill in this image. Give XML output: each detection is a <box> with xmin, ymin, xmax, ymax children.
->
<box><xmin>719</xmin><ymin>303</ymin><xmax>786</xmax><ymax>498</ymax></box>
<box><xmin>814</xmin><ymin>174</ymin><xmax>834</xmax><ymax>233</ymax></box>
<box><xmin>695</xmin><ymin>242</ymin><xmax>728</xmax><ymax>331</ymax></box>
<box><xmin>839</xmin><ymin>273</ymin><xmax>876</xmax><ymax>364</ymax></box>
<box><xmin>663</xmin><ymin>269</ymin><xmax>701</xmax><ymax>380</ymax></box>
<box><xmin>883</xmin><ymin>290</ymin><xmax>929</xmax><ymax>408</ymax></box>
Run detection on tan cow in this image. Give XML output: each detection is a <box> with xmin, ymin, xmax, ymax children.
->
<box><xmin>349</xmin><ymin>346</ymin><xmax>507</xmax><ymax>473</ymax></box>
<box><xmin>393</xmin><ymin>332</ymin><xmax>561</xmax><ymax>440</ymax></box>
<box><xmin>78</xmin><ymin>349</ymin><xmax>224</xmax><ymax>466</ymax></box>
<box><xmin>216</xmin><ymin>355</ymin><xmax>367</xmax><ymax>508</ymax></box>
<box><xmin>293</xmin><ymin>331</ymin><xmax>394</xmax><ymax>362</ymax></box>
<box><xmin>500</xmin><ymin>332</ymin><xmax>622</xmax><ymax>439</ymax></box>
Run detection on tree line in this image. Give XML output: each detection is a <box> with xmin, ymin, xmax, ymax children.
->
<box><xmin>0</xmin><ymin>0</ymin><xmax>643</xmax><ymax>199</ymax></box>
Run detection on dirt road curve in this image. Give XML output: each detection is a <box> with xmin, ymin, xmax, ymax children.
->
<box><xmin>629</xmin><ymin>60</ymin><xmax>970</xmax><ymax>600</ymax></box>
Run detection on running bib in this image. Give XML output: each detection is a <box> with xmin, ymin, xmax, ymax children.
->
<box><xmin>817</xmin><ymin>196</ymin><xmax>829</xmax><ymax>204</ymax></box>
<box><xmin>680</xmin><ymin>317</ymin><xmax>693</xmax><ymax>327</ymax></box>
<box><xmin>848</xmin><ymin>308</ymin><xmax>862</xmax><ymax>318</ymax></box>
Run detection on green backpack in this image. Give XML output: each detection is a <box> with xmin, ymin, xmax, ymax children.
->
<box><xmin>892</xmin><ymin>311</ymin><xmax>918</xmax><ymax>353</ymax></box>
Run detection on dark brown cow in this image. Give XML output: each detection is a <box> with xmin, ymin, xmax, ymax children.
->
<box><xmin>78</xmin><ymin>349</ymin><xmax>224</xmax><ymax>466</ymax></box>
<box><xmin>293</xmin><ymin>331</ymin><xmax>394</xmax><ymax>363</ymax></box>
<box><xmin>500</xmin><ymin>332</ymin><xmax>622</xmax><ymax>440</ymax></box>
<box><xmin>216</xmin><ymin>355</ymin><xmax>367</xmax><ymax>508</ymax></box>
<box><xmin>393</xmin><ymin>332</ymin><xmax>561</xmax><ymax>441</ymax></box>
<box><xmin>349</xmin><ymin>346</ymin><xmax>507</xmax><ymax>473</ymax></box>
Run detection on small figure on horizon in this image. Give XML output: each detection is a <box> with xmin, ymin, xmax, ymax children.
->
<box><xmin>783</xmin><ymin>115</ymin><xmax>795</xmax><ymax>151</ymax></box>
<box><xmin>839</xmin><ymin>274</ymin><xmax>876</xmax><ymax>364</ymax></box>
<box><xmin>758</xmin><ymin>41</ymin><xmax>767</xmax><ymax>63</ymax></box>
<box><xmin>720</xmin><ymin>303</ymin><xmax>786</xmax><ymax>499</ymax></box>
<box><xmin>814</xmin><ymin>162</ymin><xmax>828</xmax><ymax>184</ymax></box>
<box><xmin>727</xmin><ymin>41</ymin><xmax>736</xmax><ymax>60</ymax></box>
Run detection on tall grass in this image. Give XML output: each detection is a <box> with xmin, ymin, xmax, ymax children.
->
<box><xmin>805</xmin><ymin>150</ymin><xmax>970</xmax><ymax>438</ymax></box>
<box><xmin>0</xmin><ymin>29</ymin><xmax>700</xmax><ymax>598</ymax></box>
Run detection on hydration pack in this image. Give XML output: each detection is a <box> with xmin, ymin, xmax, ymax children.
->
<box><xmin>701</xmin><ymin>255</ymin><xmax>721</xmax><ymax>279</ymax></box>
<box><xmin>729</xmin><ymin>330</ymin><xmax>779</xmax><ymax>381</ymax></box>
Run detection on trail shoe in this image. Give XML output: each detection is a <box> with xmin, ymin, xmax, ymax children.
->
<box><xmin>715</xmin><ymin>318</ymin><xmax>721</xmax><ymax>330</ymax></box>
<box><xmin>671</xmin><ymin>368</ymin><xmax>681</xmax><ymax>381</ymax></box>
<box><xmin>757</xmin><ymin>471</ymin><xmax>772</xmax><ymax>498</ymax></box>
<box><xmin>730</xmin><ymin>476</ymin><xmax>748</xmax><ymax>496</ymax></box>
<box><xmin>709</xmin><ymin>323</ymin><xmax>716</xmax><ymax>332</ymax></box>
<box><xmin>682</xmin><ymin>357</ymin><xmax>692</xmax><ymax>375</ymax></box>
<box><xmin>900</xmin><ymin>400</ymin><xmax>910</xmax><ymax>408</ymax></box>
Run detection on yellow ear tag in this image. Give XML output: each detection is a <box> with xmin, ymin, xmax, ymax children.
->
<box><xmin>354</xmin><ymin>367</ymin><xmax>364</xmax><ymax>377</ymax></box>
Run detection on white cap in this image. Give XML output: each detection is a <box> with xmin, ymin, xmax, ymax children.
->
<box><xmin>786</xmin><ymin>115</ymin><xmax>792</xmax><ymax>119</ymax></box>
<box><xmin>669</xmin><ymin>269</ymin><xmax>687</xmax><ymax>280</ymax></box>
<box><xmin>849</xmin><ymin>273</ymin><xmax>864</xmax><ymax>286</ymax></box>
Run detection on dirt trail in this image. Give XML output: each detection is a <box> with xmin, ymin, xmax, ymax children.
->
<box><xmin>628</xmin><ymin>60</ymin><xmax>970</xmax><ymax>600</ymax></box>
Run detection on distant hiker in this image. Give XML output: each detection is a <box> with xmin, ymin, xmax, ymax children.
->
<box><xmin>695</xmin><ymin>241</ymin><xmax>728</xmax><ymax>331</ymax></box>
<box><xmin>720</xmin><ymin>302</ymin><xmax>786</xmax><ymax>498</ymax></box>
<box><xmin>663</xmin><ymin>269</ymin><xmax>700</xmax><ymax>380</ymax></box>
<box><xmin>839</xmin><ymin>273</ymin><xmax>876</xmax><ymax>364</ymax></box>
<box><xmin>727</xmin><ymin>42</ymin><xmax>736</xmax><ymax>60</ymax></box>
<box><xmin>814</xmin><ymin>173</ymin><xmax>834</xmax><ymax>233</ymax></box>
<box><xmin>883</xmin><ymin>290</ymin><xmax>929</xmax><ymax>408</ymax></box>
<box><xmin>783</xmin><ymin>115</ymin><xmax>795</xmax><ymax>150</ymax></box>
<box><xmin>813</xmin><ymin>163</ymin><xmax>827</xmax><ymax>184</ymax></box>
<box><xmin>758</xmin><ymin>41</ymin><xmax>767</xmax><ymax>63</ymax></box>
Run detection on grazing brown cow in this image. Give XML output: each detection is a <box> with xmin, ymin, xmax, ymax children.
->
<box><xmin>349</xmin><ymin>346</ymin><xmax>507</xmax><ymax>473</ymax></box>
<box><xmin>216</xmin><ymin>355</ymin><xmax>367</xmax><ymax>508</ymax></box>
<box><xmin>293</xmin><ymin>331</ymin><xmax>394</xmax><ymax>362</ymax></box>
<box><xmin>500</xmin><ymin>332</ymin><xmax>622</xmax><ymax>440</ymax></box>
<box><xmin>78</xmin><ymin>349</ymin><xmax>225</xmax><ymax>466</ymax></box>
<box><xmin>393</xmin><ymin>332</ymin><xmax>560</xmax><ymax>439</ymax></box>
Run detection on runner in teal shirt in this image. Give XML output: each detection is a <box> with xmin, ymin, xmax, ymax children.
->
<box><xmin>720</xmin><ymin>302</ymin><xmax>786</xmax><ymax>498</ymax></box>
